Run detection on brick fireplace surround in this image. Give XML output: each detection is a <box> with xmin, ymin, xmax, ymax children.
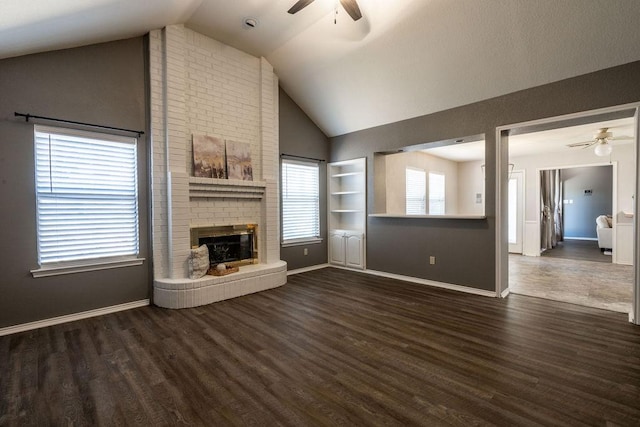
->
<box><xmin>150</xmin><ymin>25</ymin><xmax>286</xmax><ymax>309</ymax></box>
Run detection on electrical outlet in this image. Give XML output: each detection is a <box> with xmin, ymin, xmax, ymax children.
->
<box><xmin>303</xmin><ymin>248</ymin><xmax>308</xmax><ymax>256</ymax></box>
<box><xmin>429</xmin><ymin>256</ymin><xmax>436</xmax><ymax>265</ymax></box>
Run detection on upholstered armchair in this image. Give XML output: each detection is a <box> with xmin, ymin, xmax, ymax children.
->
<box><xmin>596</xmin><ymin>215</ymin><xmax>612</xmax><ymax>250</ymax></box>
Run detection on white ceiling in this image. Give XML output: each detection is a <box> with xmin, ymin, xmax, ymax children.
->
<box><xmin>421</xmin><ymin>117</ymin><xmax>635</xmax><ymax>162</ymax></box>
<box><xmin>508</xmin><ymin>117</ymin><xmax>636</xmax><ymax>159</ymax></box>
<box><xmin>2</xmin><ymin>0</ymin><xmax>640</xmax><ymax>137</ymax></box>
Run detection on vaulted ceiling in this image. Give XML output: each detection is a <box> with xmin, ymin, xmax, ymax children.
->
<box><xmin>2</xmin><ymin>0</ymin><xmax>640</xmax><ymax>137</ymax></box>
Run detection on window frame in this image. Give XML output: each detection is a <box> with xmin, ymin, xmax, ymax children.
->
<box><xmin>31</xmin><ymin>125</ymin><xmax>144</xmax><ymax>278</ymax></box>
<box><xmin>405</xmin><ymin>167</ymin><xmax>427</xmax><ymax>215</ymax></box>
<box><xmin>280</xmin><ymin>158</ymin><xmax>322</xmax><ymax>247</ymax></box>
<box><xmin>428</xmin><ymin>171</ymin><xmax>446</xmax><ymax>215</ymax></box>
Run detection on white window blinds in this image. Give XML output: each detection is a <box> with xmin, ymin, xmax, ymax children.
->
<box><xmin>281</xmin><ymin>159</ymin><xmax>320</xmax><ymax>243</ymax></box>
<box><xmin>429</xmin><ymin>172</ymin><xmax>445</xmax><ymax>215</ymax></box>
<box><xmin>406</xmin><ymin>167</ymin><xmax>426</xmax><ymax>215</ymax></box>
<box><xmin>34</xmin><ymin>126</ymin><xmax>139</xmax><ymax>265</ymax></box>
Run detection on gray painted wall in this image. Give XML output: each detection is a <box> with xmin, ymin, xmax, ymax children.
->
<box><xmin>279</xmin><ymin>87</ymin><xmax>330</xmax><ymax>270</ymax></box>
<box><xmin>330</xmin><ymin>60</ymin><xmax>640</xmax><ymax>291</ymax></box>
<box><xmin>0</xmin><ymin>37</ymin><xmax>149</xmax><ymax>328</ymax></box>
<box><xmin>562</xmin><ymin>166</ymin><xmax>613</xmax><ymax>239</ymax></box>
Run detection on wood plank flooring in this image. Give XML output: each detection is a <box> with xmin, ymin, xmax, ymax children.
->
<box><xmin>541</xmin><ymin>240</ymin><xmax>611</xmax><ymax>263</ymax></box>
<box><xmin>2</xmin><ymin>267</ymin><xmax>640</xmax><ymax>426</ymax></box>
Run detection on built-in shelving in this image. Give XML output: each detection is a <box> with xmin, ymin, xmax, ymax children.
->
<box><xmin>328</xmin><ymin>158</ymin><xmax>367</xmax><ymax>269</ymax></box>
<box><xmin>332</xmin><ymin>171</ymin><xmax>363</xmax><ymax>178</ymax></box>
<box><xmin>331</xmin><ymin>191</ymin><xmax>360</xmax><ymax>195</ymax></box>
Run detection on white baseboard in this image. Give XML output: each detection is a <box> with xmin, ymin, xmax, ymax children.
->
<box><xmin>363</xmin><ymin>269</ymin><xmax>497</xmax><ymax>298</ymax></box>
<box><xmin>501</xmin><ymin>288</ymin><xmax>510</xmax><ymax>298</ymax></box>
<box><xmin>287</xmin><ymin>263</ymin><xmax>330</xmax><ymax>276</ymax></box>
<box><xmin>290</xmin><ymin>265</ymin><xmax>497</xmax><ymax>297</ymax></box>
<box><xmin>564</xmin><ymin>237</ymin><xmax>598</xmax><ymax>241</ymax></box>
<box><xmin>0</xmin><ymin>299</ymin><xmax>150</xmax><ymax>337</ymax></box>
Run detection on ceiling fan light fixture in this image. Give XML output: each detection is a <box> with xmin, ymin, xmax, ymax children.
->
<box><xmin>243</xmin><ymin>18</ymin><xmax>259</xmax><ymax>29</ymax></box>
<box><xmin>594</xmin><ymin>141</ymin><xmax>612</xmax><ymax>157</ymax></box>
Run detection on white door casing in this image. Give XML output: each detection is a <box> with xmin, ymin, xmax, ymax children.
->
<box><xmin>508</xmin><ymin>170</ymin><xmax>524</xmax><ymax>254</ymax></box>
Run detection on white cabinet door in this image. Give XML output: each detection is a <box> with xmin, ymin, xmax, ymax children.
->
<box><xmin>345</xmin><ymin>233</ymin><xmax>364</xmax><ymax>269</ymax></box>
<box><xmin>329</xmin><ymin>232</ymin><xmax>346</xmax><ymax>265</ymax></box>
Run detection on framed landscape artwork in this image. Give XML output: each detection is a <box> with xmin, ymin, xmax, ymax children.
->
<box><xmin>226</xmin><ymin>140</ymin><xmax>253</xmax><ymax>181</ymax></box>
<box><xmin>193</xmin><ymin>134</ymin><xmax>226</xmax><ymax>178</ymax></box>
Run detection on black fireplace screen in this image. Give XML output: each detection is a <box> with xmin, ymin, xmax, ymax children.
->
<box><xmin>199</xmin><ymin>233</ymin><xmax>254</xmax><ymax>266</ymax></box>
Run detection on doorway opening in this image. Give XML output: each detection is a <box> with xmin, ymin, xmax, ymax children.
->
<box><xmin>540</xmin><ymin>165</ymin><xmax>613</xmax><ymax>264</ymax></box>
<box><xmin>497</xmin><ymin>106</ymin><xmax>638</xmax><ymax>320</ymax></box>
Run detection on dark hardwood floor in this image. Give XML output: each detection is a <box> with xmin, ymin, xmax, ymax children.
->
<box><xmin>541</xmin><ymin>239</ymin><xmax>610</xmax><ymax>263</ymax></box>
<box><xmin>2</xmin><ymin>267</ymin><xmax>640</xmax><ymax>426</ymax></box>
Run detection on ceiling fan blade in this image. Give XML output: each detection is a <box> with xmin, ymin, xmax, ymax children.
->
<box><xmin>566</xmin><ymin>141</ymin><xmax>595</xmax><ymax>148</ymax></box>
<box><xmin>339</xmin><ymin>0</ymin><xmax>363</xmax><ymax>21</ymax></box>
<box><xmin>612</xmin><ymin>135</ymin><xmax>634</xmax><ymax>140</ymax></box>
<box><xmin>288</xmin><ymin>0</ymin><xmax>315</xmax><ymax>15</ymax></box>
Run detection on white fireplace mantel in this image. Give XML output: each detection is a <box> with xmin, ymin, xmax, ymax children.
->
<box><xmin>189</xmin><ymin>177</ymin><xmax>266</xmax><ymax>199</ymax></box>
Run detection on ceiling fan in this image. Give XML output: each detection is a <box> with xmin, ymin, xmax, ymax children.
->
<box><xmin>288</xmin><ymin>0</ymin><xmax>363</xmax><ymax>21</ymax></box>
<box><xmin>566</xmin><ymin>127</ymin><xmax>632</xmax><ymax>156</ymax></box>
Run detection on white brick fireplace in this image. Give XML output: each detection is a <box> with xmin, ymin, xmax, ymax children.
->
<box><xmin>149</xmin><ymin>25</ymin><xmax>286</xmax><ymax>309</ymax></box>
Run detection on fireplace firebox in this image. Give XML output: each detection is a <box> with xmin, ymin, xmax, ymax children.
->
<box><xmin>190</xmin><ymin>224</ymin><xmax>258</xmax><ymax>267</ymax></box>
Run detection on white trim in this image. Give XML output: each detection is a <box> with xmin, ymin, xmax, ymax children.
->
<box><xmin>501</xmin><ymin>288</ymin><xmax>510</xmax><ymax>298</ymax></box>
<box><xmin>508</xmin><ymin>169</ymin><xmax>525</xmax><ymax>254</ymax></box>
<box><xmin>287</xmin><ymin>263</ymin><xmax>330</xmax><ymax>275</ymax></box>
<box><xmin>189</xmin><ymin>177</ymin><xmax>266</xmax><ymax>199</ymax></box>
<box><xmin>495</xmin><ymin>129</ymin><xmax>507</xmax><ymax>297</ymax></box>
<box><xmin>0</xmin><ymin>299</ymin><xmax>150</xmax><ymax>336</ymax></box>
<box><xmin>327</xmin><ymin>265</ymin><xmax>496</xmax><ymax>297</ymax></box>
<box><xmin>612</xmin><ymin>160</ymin><xmax>619</xmax><ymax>264</ymax></box>
<box><xmin>495</xmin><ymin>102</ymin><xmax>640</xmax><ymax>134</ymax></box>
<box><xmin>282</xmin><ymin>237</ymin><xmax>323</xmax><ymax>247</ymax></box>
<box><xmin>563</xmin><ymin>237</ymin><xmax>598</xmax><ymax>241</ymax></box>
<box><xmin>634</xmin><ymin>107</ymin><xmax>640</xmax><ymax>325</ymax></box>
<box><xmin>368</xmin><ymin>213</ymin><xmax>486</xmax><ymax>220</ymax></box>
<box><xmin>363</xmin><ymin>268</ymin><xmax>496</xmax><ymax>297</ymax></box>
<box><xmin>31</xmin><ymin>257</ymin><xmax>145</xmax><ymax>278</ymax></box>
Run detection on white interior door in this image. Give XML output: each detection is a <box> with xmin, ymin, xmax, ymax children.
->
<box><xmin>509</xmin><ymin>170</ymin><xmax>524</xmax><ymax>254</ymax></box>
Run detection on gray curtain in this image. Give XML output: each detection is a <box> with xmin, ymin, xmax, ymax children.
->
<box><xmin>540</xmin><ymin>169</ymin><xmax>564</xmax><ymax>250</ymax></box>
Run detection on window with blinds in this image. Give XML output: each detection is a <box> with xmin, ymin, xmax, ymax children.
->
<box><xmin>281</xmin><ymin>158</ymin><xmax>320</xmax><ymax>244</ymax></box>
<box><xmin>34</xmin><ymin>126</ymin><xmax>139</xmax><ymax>265</ymax></box>
<box><xmin>406</xmin><ymin>167</ymin><xmax>426</xmax><ymax>215</ymax></box>
<box><xmin>429</xmin><ymin>172</ymin><xmax>446</xmax><ymax>215</ymax></box>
